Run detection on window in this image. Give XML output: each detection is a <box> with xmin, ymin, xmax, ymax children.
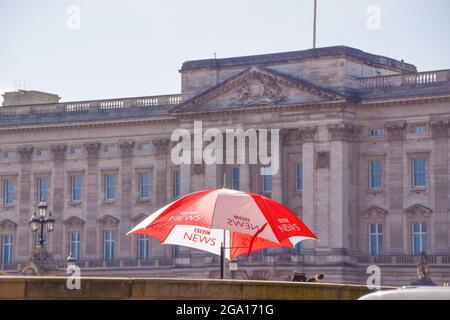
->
<box><xmin>103</xmin><ymin>145</ymin><xmax>117</xmax><ymax>156</ymax></box>
<box><xmin>368</xmin><ymin>128</ymin><xmax>384</xmax><ymax>137</ymax></box>
<box><xmin>70</xmin><ymin>147</ymin><xmax>82</xmax><ymax>156</ymax></box>
<box><xmin>3</xmin><ymin>179</ymin><xmax>14</xmax><ymax>205</ymax></box>
<box><xmin>138</xmin><ymin>143</ymin><xmax>152</xmax><ymax>153</ymax></box>
<box><xmin>139</xmin><ymin>172</ymin><xmax>151</xmax><ymax>200</ymax></box>
<box><xmin>231</xmin><ymin>167</ymin><xmax>240</xmax><ymax>190</ymax></box>
<box><xmin>69</xmin><ymin>232</ymin><xmax>81</xmax><ymax>261</ymax></box>
<box><xmin>104</xmin><ymin>175</ymin><xmax>116</xmax><ymax>201</ymax></box>
<box><xmin>369</xmin><ymin>224</ymin><xmax>383</xmax><ymax>256</ymax></box>
<box><xmin>295</xmin><ymin>163</ymin><xmax>303</xmax><ymax>192</ymax></box>
<box><xmin>172</xmin><ymin>170</ymin><xmax>180</xmax><ymax>199</ymax></box>
<box><xmin>412</xmin><ymin>159</ymin><xmax>426</xmax><ymax>188</ymax></box>
<box><xmin>103</xmin><ymin>230</ymin><xmax>115</xmax><ymax>260</ymax></box>
<box><xmin>138</xmin><ymin>234</ymin><xmax>150</xmax><ymax>260</ymax></box>
<box><xmin>37</xmin><ymin>177</ymin><xmax>48</xmax><ymax>202</ymax></box>
<box><xmin>1</xmin><ymin>234</ymin><xmax>13</xmax><ymax>263</ymax></box>
<box><xmin>2</xmin><ymin>151</ymin><xmax>17</xmax><ymax>160</ymax></box>
<box><xmin>261</xmin><ymin>167</ymin><xmax>272</xmax><ymax>193</ymax></box>
<box><xmin>71</xmin><ymin>176</ymin><xmax>82</xmax><ymax>202</ymax></box>
<box><xmin>369</xmin><ymin>160</ymin><xmax>382</xmax><ymax>190</ymax></box>
<box><xmin>294</xmin><ymin>242</ymin><xmax>302</xmax><ymax>255</ymax></box>
<box><xmin>411</xmin><ymin>125</ymin><xmax>427</xmax><ymax>135</ymax></box>
<box><xmin>412</xmin><ymin>222</ymin><xmax>428</xmax><ymax>255</ymax></box>
<box><xmin>36</xmin><ymin>149</ymin><xmax>49</xmax><ymax>158</ymax></box>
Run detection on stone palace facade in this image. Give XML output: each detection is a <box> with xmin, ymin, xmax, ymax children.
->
<box><xmin>1</xmin><ymin>46</ymin><xmax>450</xmax><ymax>285</ymax></box>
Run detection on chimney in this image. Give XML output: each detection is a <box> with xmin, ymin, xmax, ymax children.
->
<box><xmin>2</xmin><ymin>90</ymin><xmax>60</xmax><ymax>106</ymax></box>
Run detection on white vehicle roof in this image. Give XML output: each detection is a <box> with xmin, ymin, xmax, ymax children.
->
<box><xmin>358</xmin><ymin>286</ymin><xmax>450</xmax><ymax>300</ymax></box>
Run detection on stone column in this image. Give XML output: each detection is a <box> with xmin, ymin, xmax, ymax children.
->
<box><xmin>17</xmin><ymin>147</ymin><xmax>33</xmax><ymax>260</ymax></box>
<box><xmin>49</xmin><ymin>144</ymin><xmax>67</xmax><ymax>260</ymax></box>
<box><xmin>84</xmin><ymin>142</ymin><xmax>101</xmax><ymax>259</ymax></box>
<box><xmin>153</xmin><ymin>139</ymin><xmax>170</xmax><ymax>207</ymax></box>
<box><xmin>431</xmin><ymin>121</ymin><xmax>449</xmax><ymax>254</ymax></box>
<box><xmin>280</xmin><ymin>130</ymin><xmax>291</xmax><ymax>206</ymax></box>
<box><xmin>119</xmin><ymin>141</ymin><xmax>135</xmax><ymax>259</ymax></box>
<box><xmin>271</xmin><ymin>131</ymin><xmax>283</xmax><ymax>203</ymax></box>
<box><xmin>299</xmin><ymin>127</ymin><xmax>317</xmax><ymax>251</ymax></box>
<box><xmin>328</xmin><ymin>124</ymin><xmax>359</xmax><ymax>254</ymax></box>
<box><xmin>386</xmin><ymin>123</ymin><xmax>406</xmax><ymax>254</ymax></box>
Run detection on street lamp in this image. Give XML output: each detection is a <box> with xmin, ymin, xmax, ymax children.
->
<box><xmin>229</xmin><ymin>260</ymin><xmax>238</xmax><ymax>279</ymax></box>
<box><xmin>29</xmin><ymin>201</ymin><xmax>54</xmax><ymax>248</ymax></box>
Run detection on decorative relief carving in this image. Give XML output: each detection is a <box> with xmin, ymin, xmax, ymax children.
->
<box><xmin>119</xmin><ymin>141</ymin><xmax>135</xmax><ymax>157</ymax></box>
<box><xmin>298</xmin><ymin>126</ymin><xmax>317</xmax><ymax>143</ymax></box>
<box><xmin>17</xmin><ymin>146</ymin><xmax>33</xmax><ymax>162</ymax></box>
<box><xmin>316</xmin><ymin>151</ymin><xmax>330</xmax><ymax>169</ymax></box>
<box><xmin>84</xmin><ymin>142</ymin><xmax>101</xmax><ymax>159</ymax></box>
<box><xmin>362</xmin><ymin>206</ymin><xmax>388</xmax><ymax>220</ymax></box>
<box><xmin>405</xmin><ymin>204</ymin><xmax>432</xmax><ymax>220</ymax></box>
<box><xmin>50</xmin><ymin>144</ymin><xmax>67</xmax><ymax>161</ymax></box>
<box><xmin>153</xmin><ymin>139</ymin><xmax>170</xmax><ymax>153</ymax></box>
<box><xmin>386</xmin><ymin>123</ymin><xmax>406</xmax><ymax>141</ymax></box>
<box><xmin>430</xmin><ymin>120</ymin><xmax>449</xmax><ymax>138</ymax></box>
<box><xmin>329</xmin><ymin>124</ymin><xmax>361</xmax><ymax>142</ymax></box>
<box><xmin>232</xmin><ymin>73</ymin><xmax>287</xmax><ymax>105</ymax></box>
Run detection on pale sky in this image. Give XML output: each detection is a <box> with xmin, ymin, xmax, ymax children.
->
<box><xmin>1</xmin><ymin>0</ymin><xmax>449</xmax><ymax>103</ymax></box>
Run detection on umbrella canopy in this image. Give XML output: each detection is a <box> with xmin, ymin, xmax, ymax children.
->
<box><xmin>128</xmin><ymin>188</ymin><xmax>318</xmax><ymax>259</ymax></box>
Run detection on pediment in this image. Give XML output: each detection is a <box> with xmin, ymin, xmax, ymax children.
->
<box><xmin>171</xmin><ymin>66</ymin><xmax>345</xmax><ymax>113</ymax></box>
<box><xmin>405</xmin><ymin>204</ymin><xmax>432</xmax><ymax>219</ymax></box>
<box><xmin>0</xmin><ymin>219</ymin><xmax>17</xmax><ymax>230</ymax></box>
<box><xmin>362</xmin><ymin>205</ymin><xmax>388</xmax><ymax>219</ymax></box>
<box><xmin>130</xmin><ymin>213</ymin><xmax>148</xmax><ymax>226</ymax></box>
<box><xmin>97</xmin><ymin>215</ymin><xmax>119</xmax><ymax>227</ymax></box>
<box><xmin>64</xmin><ymin>216</ymin><xmax>85</xmax><ymax>227</ymax></box>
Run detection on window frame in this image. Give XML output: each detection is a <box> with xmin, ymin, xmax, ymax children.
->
<box><xmin>368</xmin><ymin>223</ymin><xmax>383</xmax><ymax>256</ymax></box>
<box><xmin>412</xmin><ymin>222</ymin><xmax>428</xmax><ymax>255</ymax></box>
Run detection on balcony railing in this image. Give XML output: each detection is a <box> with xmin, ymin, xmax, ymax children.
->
<box><xmin>0</xmin><ymin>94</ymin><xmax>182</xmax><ymax>120</ymax></box>
<box><xmin>2</xmin><ymin>254</ymin><xmax>450</xmax><ymax>272</ymax></box>
<box><xmin>359</xmin><ymin>69</ymin><xmax>450</xmax><ymax>90</ymax></box>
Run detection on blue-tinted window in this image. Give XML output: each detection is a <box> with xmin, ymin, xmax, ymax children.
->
<box><xmin>369</xmin><ymin>223</ymin><xmax>383</xmax><ymax>256</ymax></box>
<box><xmin>232</xmin><ymin>167</ymin><xmax>240</xmax><ymax>190</ymax></box>
<box><xmin>2</xmin><ymin>234</ymin><xmax>13</xmax><ymax>263</ymax></box>
<box><xmin>412</xmin><ymin>222</ymin><xmax>427</xmax><ymax>255</ymax></box>
<box><xmin>296</xmin><ymin>163</ymin><xmax>303</xmax><ymax>192</ymax></box>
<box><xmin>369</xmin><ymin>160</ymin><xmax>382</xmax><ymax>189</ymax></box>
<box><xmin>69</xmin><ymin>232</ymin><xmax>81</xmax><ymax>261</ymax></box>
<box><xmin>104</xmin><ymin>175</ymin><xmax>116</xmax><ymax>200</ymax></box>
<box><xmin>140</xmin><ymin>172</ymin><xmax>151</xmax><ymax>199</ymax></box>
<box><xmin>71</xmin><ymin>176</ymin><xmax>82</xmax><ymax>202</ymax></box>
<box><xmin>103</xmin><ymin>230</ymin><xmax>115</xmax><ymax>260</ymax></box>
<box><xmin>138</xmin><ymin>234</ymin><xmax>150</xmax><ymax>260</ymax></box>
<box><xmin>412</xmin><ymin>159</ymin><xmax>426</xmax><ymax>188</ymax></box>
<box><xmin>37</xmin><ymin>177</ymin><xmax>48</xmax><ymax>202</ymax></box>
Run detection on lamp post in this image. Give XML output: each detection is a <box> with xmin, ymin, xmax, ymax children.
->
<box><xmin>28</xmin><ymin>201</ymin><xmax>55</xmax><ymax>271</ymax></box>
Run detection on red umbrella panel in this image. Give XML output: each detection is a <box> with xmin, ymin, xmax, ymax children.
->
<box><xmin>127</xmin><ymin>188</ymin><xmax>318</xmax><ymax>259</ymax></box>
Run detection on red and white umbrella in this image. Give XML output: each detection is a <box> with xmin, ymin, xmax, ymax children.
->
<box><xmin>128</xmin><ymin>188</ymin><xmax>318</xmax><ymax>259</ymax></box>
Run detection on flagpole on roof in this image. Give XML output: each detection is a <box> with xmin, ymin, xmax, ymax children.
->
<box><xmin>313</xmin><ymin>0</ymin><xmax>317</xmax><ymax>49</ymax></box>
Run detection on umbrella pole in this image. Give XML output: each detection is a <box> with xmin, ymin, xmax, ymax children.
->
<box><xmin>220</xmin><ymin>229</ymin><xmax>225</xmax><ymax>279</ymax></box>
<box><xmin>220</xmin><ymin>243</ymin><xmax>224</xmax><ymax>279</ymax></box>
